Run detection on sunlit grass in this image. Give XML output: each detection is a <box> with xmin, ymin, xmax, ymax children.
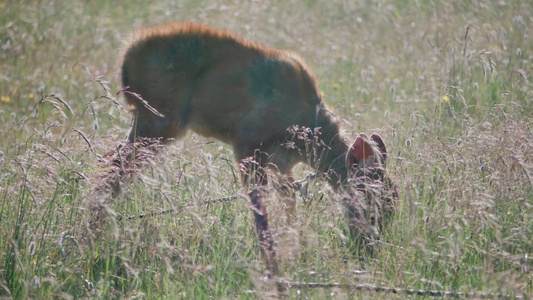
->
<box><xmin>1</xmin><ymin>0</ymin><xmax>532</xmax><ymax>298</ymax></box>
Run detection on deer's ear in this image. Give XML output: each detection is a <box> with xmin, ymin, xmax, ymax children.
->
<box><xmin>370</xmin><ymin>133</ymin><xmax>388</xmax><ymax>167</ymax></box>
<box><xmin>346</xmin><ymin>133</ymin><xmax>374</xmax><ymax>168</ymax></box>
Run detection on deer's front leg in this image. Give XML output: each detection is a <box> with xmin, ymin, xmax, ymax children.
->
<box><xmin>249</xmin><ymin>187</ymin><xmax>279</xmax><ymax>276</ymax></box>
<box><xmin>239</xmin><ymin>155</ymin><xmax>279</xmax><ymax>277</ymax></box>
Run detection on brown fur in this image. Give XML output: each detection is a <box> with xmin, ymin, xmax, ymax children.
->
<box><xmin>120</xmin><ymin>22</ymin><xmax>350</xmax><ymax>188</ymax></box>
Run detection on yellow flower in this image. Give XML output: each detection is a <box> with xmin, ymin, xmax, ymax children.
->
<box><xmin>29</xmin><ymin>92</ymin><xmax>34</xmax><ymax>99</ymax></box>
<box><xmin>441</xmin><ymin>95</ymin><xmax>450</xmax><ymax>103</ymax></box>
<box><xmin>333</xmin><ymin>83</ymin><xmax>339</xmax><ymax>89</ymax></box>
<box><xmin>0</xmin><ymin>2</ymin><xmax>5</xmax><ymax>9</ymax></box>
<box><xmin>1</xmin><ymin>95</ymin><xmax>10</xmax><ymax>103</ymax></box>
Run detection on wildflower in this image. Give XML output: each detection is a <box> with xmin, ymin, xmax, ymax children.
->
<box><xmin>441</xmin><ymin>95</ymin><xmax>450</xmax><ymax>103</ymax></box>
<box><xmin>29</xmin><ymin>242</ymin><xmax>36</xmax><ymax>255</ymax></box>
<box><xmin>32</xmin><ymin>276</ymin><xmax>40</xmax><ymax>289</ymax></box>
<box><xmin>0</xmin><ymin>2</ymin><xmax>5</xmax><ymax>9</ymax></box>
<box><xmin>333</xmin><ymin>83</ymin><xmax>339</xmax><ymax>89</ymax></box>
<box><xmin>367</xmin><ymin>66</ymin><xmax>374</xmax><ymax>77</ymax></box>
<box><xmin>29</xmin><ymin>92</ymin><xmax>34</xmax><ymax>99</ymax></box>
<box><xmin>0</xmin><ymin>95</ymin><xmax>10</xmax><ymax>103</ymax></box>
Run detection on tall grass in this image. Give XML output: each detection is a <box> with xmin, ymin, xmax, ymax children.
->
<box><xmin>1</xmin><ymin>0</ymin><xmax>532</xmax><ymax>298</ymax></box>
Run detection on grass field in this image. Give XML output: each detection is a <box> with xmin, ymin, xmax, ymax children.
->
<box><xmin>1</xmin><ymin>0</ymin><xmax>532</xmax><ymax>298</ymax></box>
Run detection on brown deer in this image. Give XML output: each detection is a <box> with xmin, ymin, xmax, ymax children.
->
<box><xmin>120</xmin><ymin>22</ymin><xmax>392</xmax><ymax>275</ymax></box>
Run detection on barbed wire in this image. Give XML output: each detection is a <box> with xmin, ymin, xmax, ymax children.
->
<box><xmin>275</xmin><ymin>280</ymin><xmax>526</xmax><ymax>299</ymax></box>
<box><xmin>231</xmin><ymin>280</ymin><xmax>527</xmax><ymax>299</ymax></box>
<box><xmin>124</xmin><ymin>194</ymin><xmax>241</xmax><ymax>221</ymax></box>
<box><xmin>124</xmin><ymin>173</ymin><xmax>315</xmax><ymax>221</ymax></box>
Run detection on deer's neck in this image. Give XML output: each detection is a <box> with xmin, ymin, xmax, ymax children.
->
<box><xmin>311</xmin><ymin>105</ymin><xmax>350</xmax><ymax>188</ymax></box>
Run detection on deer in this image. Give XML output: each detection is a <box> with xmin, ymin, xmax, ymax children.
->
<box><xmin>119</xmin><ymin>22</ymin><xmax>394</xmax><ymax>276</ymax></box>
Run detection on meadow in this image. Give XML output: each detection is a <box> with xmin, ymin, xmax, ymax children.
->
<box><xmin>1</xmin><ymin>0</ymin><xmax>532</xmax><ymax>298</ymax></box>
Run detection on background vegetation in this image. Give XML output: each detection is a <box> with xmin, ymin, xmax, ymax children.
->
<box><xmin>1</xmin><ymin>0</ymin><xmax>532</xmax><ymax>298</ymax></box>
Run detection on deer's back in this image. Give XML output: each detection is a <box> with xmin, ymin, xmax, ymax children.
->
<box><xmin>122</xmin><ymin>23</ymin><xmax>336</xmax><ymax>162</ymax></box>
